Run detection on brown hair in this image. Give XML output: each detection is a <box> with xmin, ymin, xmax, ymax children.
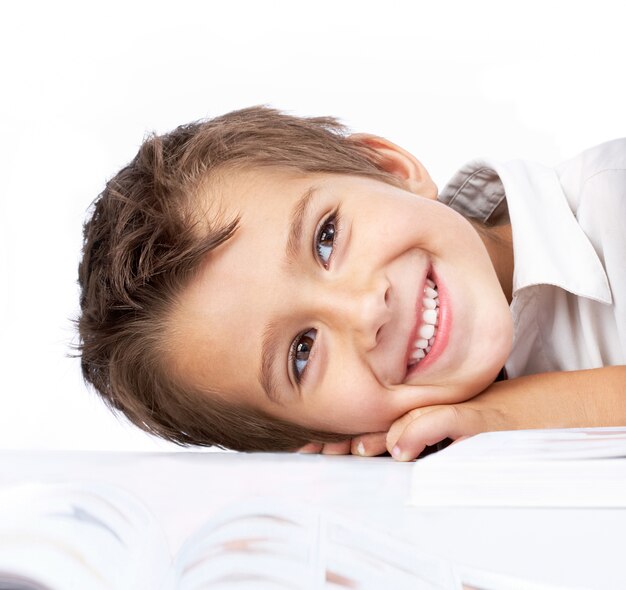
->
<box><xmin>78</xmin><ymin>105</ymin><xmax>401</xmax><ymax>451</ymax></box>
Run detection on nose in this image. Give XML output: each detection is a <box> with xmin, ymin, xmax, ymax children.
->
<box><xmin>317</xmin><ymin>274</ymin><xmax>392</xmax><ymax>350</ymax></box>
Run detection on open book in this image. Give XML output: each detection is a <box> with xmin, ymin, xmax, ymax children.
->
<box><xmin>410</xmin><ymin>426</ymin><xmax>626</xmax><ymax>507</ymax></box>
<box><xmin>0</xmin><ymin>480</ymin><xmax>465</xmax><ymax>590</ymax></box>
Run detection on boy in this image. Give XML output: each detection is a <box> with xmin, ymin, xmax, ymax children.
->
<box><xmin>78</xmin><ymin>106</ymin><xmax>626</xmax><ymax>461</ymax></box>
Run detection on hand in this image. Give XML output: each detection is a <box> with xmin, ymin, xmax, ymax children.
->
<box><xmin>295</xmin><ymin>381</ymin><xmax>513</xmax><ymax>458</ymax></box>
<box><xmin>295</xmin><ymin>379</ymin><xmax>514</xmax><ymax>459</ymax></box>
<box><xmin>385</xmin><ymin>401</ymin><xmax>507</xmax><ymax>462</ymax></box>
<box><xmin>386</xmin><ymin>367</ymin><xmax>626</xmax><ymax>461</ymax></box>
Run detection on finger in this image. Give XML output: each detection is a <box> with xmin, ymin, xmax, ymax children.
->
<box><xmin>297</xmin><ymin>442</ymin><xmax>324</xmax><ymax>454</ymax></box>
<box><xmin>320</xmin><ymin>440</ymin><xmax>352</xmax><ymax>455</ymax></box>
<box><xmin>386</xmin><ymin>406</ymin><xmax>441</xmax><ymax>450</ymax></box>
<box><xmin>388</xmin><ymin>406</ymin><xmax>467</xmax><ymax>461</ymax></box>
<box><xmin>351</xmin><ymin>432</ymin><xmax>388</xmax><ymax>456</ymax></box>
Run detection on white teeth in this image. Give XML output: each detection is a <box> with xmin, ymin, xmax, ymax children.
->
<box><xmin>411</xmin><ymin>348</ymin><xmax>426</xmax><ymax>360</ymax></box>
<box><xmin>423</xmin><ymin>297</ymin><xmax>437</xmax><ymax>310</ymax></box>
<box><xmin>419</xmin><ymin>323</ymin><xmax>435</xmax><ymax>340</ymax></box>
<box><xmin>409</xmin><ymin>277</ymin><xmax>440</xmax><ymax>367</ymax></box>
<box><xmin>423</xmin><ymin>309</ymin><xmax>437</xmax><ymax>325</ymax></box>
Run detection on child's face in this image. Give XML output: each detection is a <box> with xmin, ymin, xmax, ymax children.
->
<box><xmin>171</xmin><ymin>148</ymin><xmax>513</xmax><ymax>437</ymax></box>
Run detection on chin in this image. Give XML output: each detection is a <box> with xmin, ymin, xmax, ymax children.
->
<box><xmin>474</xmin><ymin>320</ymin><xmax>514</xmax><ymax>390</ymax></box>
<box><xmin>453</xmin><ymin>323</ymin><xmax>514</xmax><ymax>402</ymax></box>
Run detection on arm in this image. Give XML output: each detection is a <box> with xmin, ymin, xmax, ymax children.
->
<box><xmin>388</xmin><ymin>366</ymin><xmax>626</xmax><ymax>461</ymax></box>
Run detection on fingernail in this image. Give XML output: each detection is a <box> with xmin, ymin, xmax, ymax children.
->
<box><xmin>356</xmin><ymin>441</ymin><xmax>365</xmax><ymax>456</ymax></box>
<box><xmin>392</xmin><ymin>445</ymin><xmax>403</xmax><ymax>460</ymax></box>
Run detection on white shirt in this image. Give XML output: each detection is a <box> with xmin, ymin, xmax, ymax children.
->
<box><xmin>439</xmin><ymin>139</ymin><xmax>626</xmax><ymax>379</ymax></box>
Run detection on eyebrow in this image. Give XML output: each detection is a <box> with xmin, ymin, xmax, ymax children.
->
<box><xmin>258</xmin><ymin>185</ymin><xmax>319</xmax><ymax>404</ymax></box>
<box><xmin>284</xmin><ymin>185</ymin><xmax>319</xmax><ymax>268</ymax></box>
<box><xmin>259</xmin><ymin>319</ymin><xmax>284</xmax><ymax>404</ymax></box>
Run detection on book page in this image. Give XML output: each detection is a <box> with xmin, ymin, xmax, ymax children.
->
<box><xmin>411</xmin><ymin>427</ymin><xmax>626</xmax><ymax>508</ymax></box>
<box><xmin>433</xmin><ymin>427</ymin><xmax>626</xmax><ymax>461</ymax></box>
<box><xmin>172</xmin><ymin>497</ymin><xmax>462</xmax><ymax>589</ymax></box>
<box><xmin>0</xmin><ymin>481</ymin><xmax>171</xmax><ymax>590</ymax></box>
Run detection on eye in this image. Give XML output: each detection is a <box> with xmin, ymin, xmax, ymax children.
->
<box><xmin>315</xmin><ymin>212</ymin><xmax>338</xmax><ymax>268</ymax></box>
<box><xmin>290</xmin><ymin>329</ymin><xmax>317</xmax><ymax>383</ymax></box>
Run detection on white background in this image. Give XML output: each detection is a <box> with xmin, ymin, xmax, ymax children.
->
<box><xmin>1</xmin><ymin>0</ymin><xmax>625</xmax><ymax>450</ymax></box>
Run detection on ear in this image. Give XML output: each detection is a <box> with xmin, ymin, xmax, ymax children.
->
<box><xmin>348</xmin><ymin>133</ymin><xmax>437</xmax><ymax>199</ymax></box>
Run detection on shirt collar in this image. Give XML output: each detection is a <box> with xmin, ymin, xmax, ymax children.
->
<box><xmin>439</xmin><ymin>158</ymin><xmax>612</xmax><ymax>304</ymax></box>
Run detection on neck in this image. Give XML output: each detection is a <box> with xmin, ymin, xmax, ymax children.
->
<box><xmin>481</xmin><ymin>223</ymin><xmax>514</xmax><ymax>304</ymax></box>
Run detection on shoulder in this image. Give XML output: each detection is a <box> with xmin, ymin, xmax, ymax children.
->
<box><xmin>558</xmin><ymin>140</ymin><xmax>626</xmax><ymax>306</ymax></box>
<box><xmin>556</xmin><ymin>139</ymin><xmax>626</xmax><ymax>211</ymax></box>
<box><xmin>559</xmin><ymin>138</ymin><xmax>626</xmax><ymax>174</ymax></box>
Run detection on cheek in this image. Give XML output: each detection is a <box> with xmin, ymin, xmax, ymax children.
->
<box><xmin>328</xmin><ymin>380</ymin><xmax>400</xmax><ymax>432</ymax></box>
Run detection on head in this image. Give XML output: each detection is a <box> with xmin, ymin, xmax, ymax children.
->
<box><xmin>78</xmin><ymin>106</ymin><xmax>513</xmax><ymax>451</ymax></box>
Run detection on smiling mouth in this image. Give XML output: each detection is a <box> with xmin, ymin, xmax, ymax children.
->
<box><xmin>406</xmin><ymin>275</ymin><xmax>439</xmax><ymax>371</ymax></box>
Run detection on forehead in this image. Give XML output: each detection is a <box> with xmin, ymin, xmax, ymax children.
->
<box><xmin>206</xmin><ymin>166</ymin><xmax>310</xmax><ymax>211</ymax></box>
